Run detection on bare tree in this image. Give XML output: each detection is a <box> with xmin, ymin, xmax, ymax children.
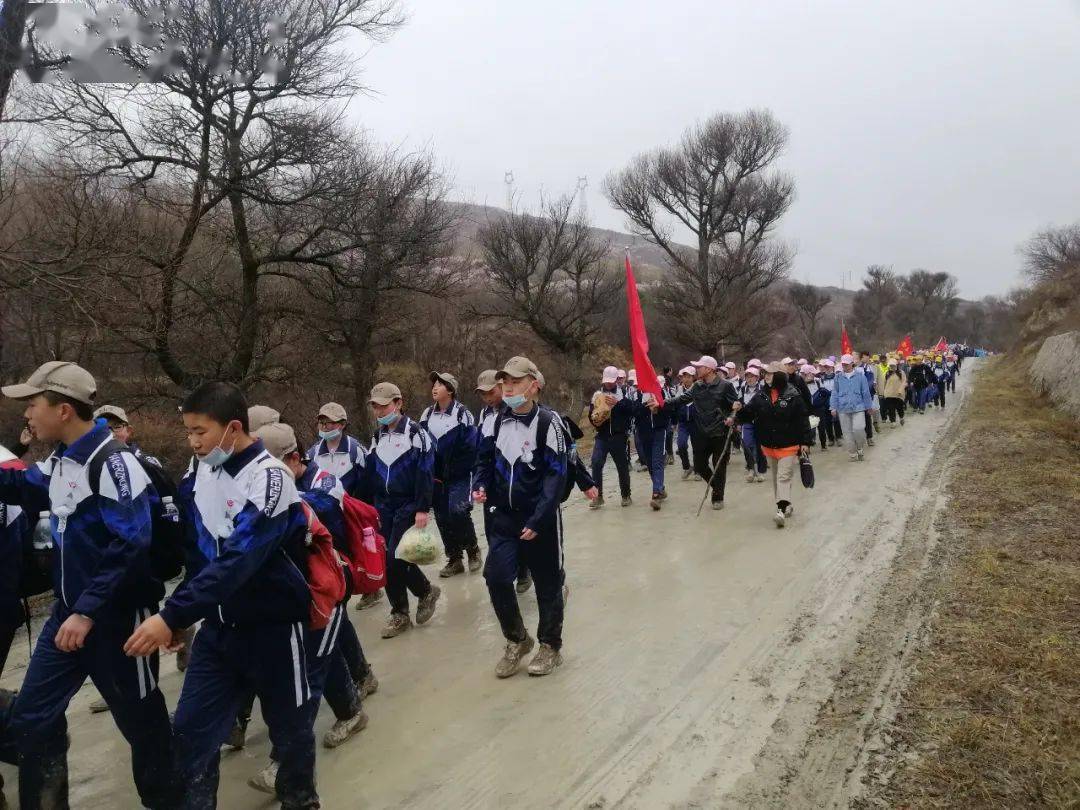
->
<box><xmin>604</xmin><ymin>109</ymin><xmax>795</xmax><ymax>356</ymax></box>
<box><xmin>472</xmin><ymin>196</ymin><xmax>618</xmax><ymax>410</ymax></box>
<box><xmin>786</xmin><ymin>281</ymin><xmax>832</xmax><ymax>358</ymax></box>
<box><xmin>889</xmin><ymin>270</ymin><xmax>960</xmax><ymax>344</ymax></box>
<box><xmin>850</xmin><ymin>265</ymin><xmax>899</xmax><ymax>343</ymax></box>
<box><xmin>1021</xmin><ymin>223</ymin><xmax>1080</xmax><ymax>285</ymax></box>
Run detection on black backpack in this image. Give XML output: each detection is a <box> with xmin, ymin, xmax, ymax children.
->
<box><xmin>492</xmin><ymin>407</ymin><xmax>574</xmax><ymax>503</ymax></box>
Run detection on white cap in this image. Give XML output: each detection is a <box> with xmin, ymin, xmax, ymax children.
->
<box><xmin>678</xmin><ymin>366</ymin><xmax>695</xmax><ymax>376</ymax></box>
<box><xmin>627</xmin><ymin>369</ymin><xmax>638</xmax><ymax>382</ymax></box>
<box><xmin>744</xmin><ymin>365</ymin><xmax>761</xmax><ymax>377</ymax></box>
<box><xmin>617</xmin><ymin>368</ymin><xmax>627</xmax><ymax>379</ymax></box>
<box><xmin>602</xmin><ymin>366</ymin><xmax>619</xmax><ymax>384</ymax></box>
<box><xmin>821</xmin><ymin>358</ymin><xmax>836</xmax><ymax>368</ymax></box>
<box><xmin>748</xmin><ymin>358</ymin><xmax>763</xmax><ymax>369</ymax></box>
<box><xmin>840</xmin><ymin>354</ymin><xmax>855</xmax><ymax>365</ymax></box>
<box><xmin>781</xmin><ymin>357</ymin><xmax>795</xmax><ymax>366</ymax></box>
<box><xmin>800</xmin><ymin>364</ymin><xmax>817</xmax><ymax>375</ymax></box>
<box><xmin>691</xmin><ymin>355</ymin><xmax>718</xmax><ymax>370</ymax></box>
<box><xmin>724</xmin><ymin>361</ymin><xmax>736</xmax><ymax>371</ymax></box>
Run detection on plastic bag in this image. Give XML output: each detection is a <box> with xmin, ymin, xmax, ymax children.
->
<box><xmin>396</xmin><ymin>523</ymin><xmax>443</xmax><ymax>566</ymax></box>
<box><xmin>808</xmin><ymin>415</ymin><xmax>820</xmax><ymax>430</ymax></box>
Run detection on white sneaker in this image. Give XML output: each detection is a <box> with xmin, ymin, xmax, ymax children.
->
<box><xmin>754</xmin><ymin>473</ymin><xmax>767</xmax><ymax>483</ymax></box>
<box><xmin>323</xmin><ymin>711</ymin><xmax>369</xmax><ymax>749</ymax></box>
<box><xmin>857</xmin><ymin>449</ymin><xmax>865</xmax><ymax>461</ymax></box>
<box><xmin>745</xmin><ymin>471</ymin><xmax>755</xmax><ymax>483</ymax></box>
<box><xmin>849</xmin><ymin>453</ymin><xmax>859</xmax><ymax>462</ymax></box>
<box><xmin>248</xmin><ymin>761</ymin><xmax>279</xmax><ymax>795</ymax></box>
<box><xmin>784</xmin><ymin>504</ymin><xmax>794</xmax><ymax>517</ymax></box>
<box><xmin>773</xmin><ymin>509</ymin><xmax>786</xmax><ymax>528</ymax></box>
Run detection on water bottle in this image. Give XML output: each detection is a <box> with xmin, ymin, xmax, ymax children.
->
<box><xmin>33</xmin><ymin>511</ymin><xmax>53</xmax><ymax>550</ymax></box>
<box><xmin>161</xmin><ymin>496</ymin><xmax>180</xmax><ymax>523</ymax></box>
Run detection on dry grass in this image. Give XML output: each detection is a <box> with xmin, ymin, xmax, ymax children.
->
<box><xmin>878</xmin><ymin>356</ymin><xmax>1080</xmax><ymax>808</ymax></box>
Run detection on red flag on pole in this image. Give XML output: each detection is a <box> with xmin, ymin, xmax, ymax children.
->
<box><xmin>934</xmin><ymin>336</ymin><xmax>948</xmax><ymax>353</ymax></box>
<box><xmin>840</xmin><ymin>321</ymin><xmax>853</xmax><ymax>356</ymax></box>
<box><xmin>896</xmin><ymin>334</ymin><xmax>913</xmax><ymax>357</ymax></box>
<box><xmin>624</xmin><ymin>252</ymin><xmax>664</xmax><ymax>406</ymax></box>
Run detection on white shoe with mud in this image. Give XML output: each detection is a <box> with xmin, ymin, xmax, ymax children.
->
<box><xmin>323</xmin><ymin>711</ymin><xmax>369</xmax><ymax>749</ymax></box>
<box><xmin>495</xmin><ymin>635</ymin><xmax>535</xmax><ymax>678</ymax></box>
<box><xmin>773</xmin><ymin>509</ymin><xmax>786</xmax><ymax>528</ymax></box>
<box><xmin>248</xmin><ymin>761</ymin><xmax>278</xmax><ymax>795</ymax></box>
<box><xmin>527</xmin><ymin>643</ymin><xmax>563</xmax><ymax>676</ymax></box>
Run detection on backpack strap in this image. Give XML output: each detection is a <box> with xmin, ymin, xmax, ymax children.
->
<box><xmin>85</xmin><ymin>439</ymin><xmax>127</xmax><ymax>496</ymax></box>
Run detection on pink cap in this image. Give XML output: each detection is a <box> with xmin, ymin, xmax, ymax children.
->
<box><xmin>627</xmin><ymin>369</ymin><xmax>638</xmax><ymax>382</ymax></box>
<box><xmin>840</xmin><ymin>353</ymin><xmax>854</xmax><ymax>365</ymax></box>
<box><xmin>748</xmin><ymin>358</ymin><xmax>763</xmax><ymax>368</ymax></box>
<box><xmin>691</xmin><ymin>355</ymin><xmax>718</xmax><ymax>370</ymax></box>
<box><xmin>797</xmin><ymin>358</ymin><xmax>808</xmax><ymax>366</ymax></box>
<box><xmin>781</xmin><ymin>356</ymin><xmax>795</xmax><ymax>365</ymax></box>
<box><xmin>821</xmin><ymin>358</ymin><xmax>835</xmax><ymax>368</ymax></box>
<box><xmin>601</xmin><ymin>365</ymin><xmax>618</xmax><ymax>384</ymax></box>
<box><xmin>617</xmin><ymin>369</ymin><xmax>626</xmax><ymax>379</ymax></box>
<box><xmin>800</xmin><ymin>364</ymin><xmax>817</xmax><ymax>375</ymax></box>
<box><xmin>678</xmin><ymin>366</ymin><xmax>695</xmax><ymax>376</ymax></box>
<box><xmin>724</xmin><ymin>361</ymin><xmax>736</xmax><ymax>370</ymax></box>
<box><xmin>744</xmin><ymin>365</ymin><xmax>761</xmax><ymax>377</ymax></box>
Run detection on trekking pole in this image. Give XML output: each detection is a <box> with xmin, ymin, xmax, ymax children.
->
<box><xmin>696</xmin><ymin>424</ymin><xmax>737</xmax><ymax>517</ymax></box>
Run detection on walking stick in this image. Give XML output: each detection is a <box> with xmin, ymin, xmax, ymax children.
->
<box><xmin>696</xmin><ymin>424</ymin><xmax>737</xmax><ymax>517</ymax></box>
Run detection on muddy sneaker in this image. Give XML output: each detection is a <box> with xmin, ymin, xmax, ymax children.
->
<box><xmin>89</xmin><ymin>697</ymin><xmax>110</xmax><ymax>714</ymax></box>
<box><xmin>225</xmin><ymin>716</ymin><xmax>249</xmax><ymax>750</ymax></box>
<box><xmin>415</xmin><ymin>585</ymin><xmax>441</xmax><ymax>625</ymax></box>
<box><xmin>658</xmin><ymin>489</ymin><xmax>668</xmax><ymax>500</ymax></box>
<box><xmin>248</xmin><ymin>761</ymin><xmax>279</xmax><ymax>795</ymax></box>
<box><xmin>773</xmin><ymin>509</ymin><xmax>786</xmax><ymax>528</ymax></box>
<box><xmin>323</xmin><ymin>710</ymin><xmax>369</xmax><ymax>749</ymax></box>
<box><xmin>439</xmin><ymin>557</ymin><xmax>465</xmax><ymax>578</ymax></box>
<box><xmin>356</xmin><ymin>590</ymin><xmax>383</xmax><ymax>610</ymax></box>
<box><xmin>828</xmin><ymin>439</ymin><xmax>836</xmax><ymax>447</ymax></box>
<box><xmin>784</xmin><ymin>504</ymin><xmax>794</xmax><ymax>517</ymax></box>
<box><xmin>745</xmin><ymin>470</ymin><xmax>755</xmax><ymax>483</ymax></box>
<box><xmin>692</xmin><ymin>473</ymin><xmax>703</xmax><ymax>481</ymax></box>
<box><xmin>857</xmin><ymin>449</ymin><xmax>865</xmax><ymax>461</ymax></box>
<box><xmin>650</xmin><ymin>494</ymin><xmax>662</xmax><ymax>511</ymax></box>
<box><xmin>849</xmin><ymin>453</ymin><xmax>859</xmax><ymax>462</ymax></box>
<box><xmin>754</xmin><ymin>472</ymin><xmax>767</xmax><ymax>483</ymax></box>
<box><xmin>516</xmin><ymin>574</ymin><xmax>533</xmax><ymax>594</ymax></box>
<box><xmin>867</xmin><ymin>437</ymin><xmax>875</xmax><ymax>446</ymax></box>
<box><xmin>899</xmin><ymin>416</ymin><xmax>905</xmax><ymax>426</ymax></box>
<box><xmin>381</xmin><ymin>613</ymin><xmax>412</xmax><ymax>639</ymax></box>
<box><xmin>711</xmin><ymin>500</ymin><xmax>724</xmax><ymax>510</ymax></box>
<box><xmin>527</xmin><ymin>643</ymin><xmax>563</xmax><ymax>677</ymax></box>
<box><xmin>621</xmin><ymin>496</ymin><xmax>633</xmax><ymax>507</ymax></box>
<box><xmin>466</xmin><ymin>546</ymin><xmax>483</xmax><ymax>573</ymax></box>
<box><xmin>358</xmin><ymin>669</ymin><xmax>379</xmax><ymax>698</ymax></box>
<box><xmin>681</xmin><ymin>469</ymin><xmax>692</xmax><ymax>480</ymax></box>
<box><xmin>666</xmin><ymin>454</ymin><xmax>675</xmax><ymax>466</ymax></box>
<box><xmin>589</xmin><ymin>495</ymin><xmax>605</xmax><ymax>510</ymax></box>
<box><xmin>495</xmin><ymin>635</ymin><xmax>535</xmax><ymax>679</ymax></box>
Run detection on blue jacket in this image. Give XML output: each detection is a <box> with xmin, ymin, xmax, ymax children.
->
<box><xmin>306</xmin><ymin>434</ymin><xmax>367</xmax><ymax>500</ymax></box>
<box><xmin>160</xmin><ymin>440</ymin><xmax>309</xmax><ymax>629</ymax></box>
<box><xmin>0</xmin><ymin>424</ymin><xmax>162</xmax><ymax>618</ymax></box>
<box><xmin>419</xmin><ymin>399</ymin><xmax>477</xmax><ymax>487</ymax></box>
<box><xmin>830</xmin><ymin>370</ymin><xmax>873</xmax><ymax>413</ymax></box>
<box><xmin>365</xmin><ymin>416</ymin><xmax>435</xmax><ymax>510</ymax></box>
<box><xmin>631</xmin><ymin>389</ymin><xmax>672</xmax><ymax>431</ymax></box>
<box><xmin>808</xmin><ymin>380</ymin><xmax>832</xmax><ymax>415</ymax></box>
<box><xmin>474</xmin><ymin>403</ymin><xmax>568</xmax><ymax>532</ymax></box>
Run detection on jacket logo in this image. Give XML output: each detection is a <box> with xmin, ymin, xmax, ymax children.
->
<box><xmin>226</xmin><ymin>499</ymin><xmax>235</xmax><ymax>508</ymax></box>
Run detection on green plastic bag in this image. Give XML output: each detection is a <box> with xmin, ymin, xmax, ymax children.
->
<box><xmin>396</xmin><ymin>524</ymin><xmax>442</xmax><ymax>566</ymax></box>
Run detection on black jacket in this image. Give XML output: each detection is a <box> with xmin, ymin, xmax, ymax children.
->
<box><xmin>736</xmin><ymin>384</ymin><xmax>814</xmax><ymax>449</ymax></box>
<box><xmin>789</xmin><ymin>373</ymin><xmax>814</xmax><ymax>410</ymax></box>
<box><xmin>589</xmin><ymin>388</ymin><xmax>634</xmax><ymax>436</ymax></box>
<box><xmin>908</xmin><ymin>364</ymin><xmax>934</xmax><ymax>388</ymax></box>
<box><xmin>664</xmin><ymin>377</ymin><xmax>738</xmax><ymax>438</ymax></box>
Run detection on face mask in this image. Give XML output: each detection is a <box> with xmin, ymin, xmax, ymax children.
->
<box><xmin>503</xmin><ymin>394</ymin><xmax>528</xmax><ymax>409</ymax></box>
<box><xmin>202</xmin><ymin>424</ymin><xmax>236</xmax><ymax>468</ymax></box>
<box><xmin>376</xmin><ymin>412</ymin><xmax>398</xmax><ymax>427</ymax></box>
<box><xmin>318</xmin><ymin>428</ymin><xmax>341</xmax><ymax>441</ymax></box>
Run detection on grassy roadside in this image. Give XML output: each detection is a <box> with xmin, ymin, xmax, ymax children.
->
<box><xmin>871</xmin><ymin>357</ymin><xmax>1080</xmax><ymax>808</ymax></box>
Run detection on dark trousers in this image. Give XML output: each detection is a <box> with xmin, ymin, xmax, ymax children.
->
<box><xmin>676</xmin><ymin>423</ymin><xmax>692</xmax><ymax>470</ymax></box>
<box><xmin>935</xmin><ymin>381</ymin><xmax>947</xmax><ymax>407</ymax></box>
<box><xmin>484</xmin><ymin>508</ymin><xmax>564</xmax><ymax>649</ymax></box>
<box><xmin>175</xmin><ymin>621</ymin><xmax>318</xmax><ymax>810</ymax></box>
<box><xmin>816</xmin><ymin>413</ymin><xmax>837</xmax><ymax>447</ymax></box>
<box><xmin>8</xmin><ymin>602</ymin><xmax>177</xmax><ymax>810</ymax></box>
<box><xmin>833</xmin><ymin>413</ymin><xmax>844</xmax><ymax>437</ymax></box>
<box><xmin>378</xmin><ymin>498</ymin><xmax>433</xmax><ymax>616</ymax></box>
<box><xmin>633</xmin><ymin>422</ymin><xmax>646</xmax><ymax>466</ymax></box>
<box><xmin>0</xmin><ymin>619</ymin><xmax>19</xmax><ymax>677</ymax></box>
<box><xmin>741</xmin><ymin>424</ymin><xmax>768</xmax><ymax>473</ymax></box>
<box><xmin>664</xmin><ymin>426</ymin><xmax>675</xmax><ymax>458</ymax></box>
<box><xmin>881</xmin><ymin>397</ymin><xmax>905</xmax><ymax>423</ymax></box>
<box><xmin>691</xmin><ymin>428</ymin><xmax>732</xmax><ymax>503</ymax></box>
<box><xmin>865</xmin><ymin>409</ymin><xmax>875</xmax><ymax>440</ymax></box>
<box><xmin>433</xmin><ymin>481</ymin><xmax>478</xmax><ymax>560</ymax></box>
<box><xmin>590</xmin><ymin>432</ymin><xmax>632</xmax><ymax>498</ymax></box>
<box><xmin>638</xmin><ymin>425</ymin><xmax>667</xmax><ymax>495</ymax></box>
<box><xmin>947</xmin><ymin>376</ymin><xmax>956</xmax><ymax>392</ymax></box>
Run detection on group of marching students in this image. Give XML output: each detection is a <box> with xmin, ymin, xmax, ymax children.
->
<box><xmin>586</xmin><ymin>347</ymin><xmax>963</xmax><ymax>528</ymax></box>
<box><xmin>0</xmin><ymin>355</ymin><xmax>585</xmax><ymax>809</ymax></box>
<box><xmin>0</xmin><ymin>345</ymin><xmax>963</xmax><ymax>808</ymax></box>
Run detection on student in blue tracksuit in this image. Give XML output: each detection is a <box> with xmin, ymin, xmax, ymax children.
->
<box><xmin>740</xmin><ymin>365</ymin><xmax>769</xmax><ymax>480</ymax></box>
<box><xmin>473</xmin><ymin>356</ymin><xmax>569</xmax><ymax>679</ymax></box>
<box><xmin>588</xmin><ymin>366</ymin><xmax>635</xmax><ymax>508</ymax></box>
<box><xmin>365</xmin><ymin>382</ymin><xmax>442</xmax><ymax>640</ymax></box>
<box><xmin>307</xmin><ymin>402</ymin><xmax>368</xmax><ymax>499</ymax></box>
<box><xmin>0</xmin><ymin>446</ymin><xmax>29</xmax><ymax>677</ymax></box>
<box><xmin>421</xmin><ymin>372</ymin><xmax>482</xmax><ymax>579</ymax></box>
<box><xmin>125</xmin><ymin>381</ymin><xmax>317</xmax><ymax>810</ymax></box>
<box><xmin>635</xmin><ymin>376</ymin><xmax>672</xmax><ymax>511</ymax></box>
<box><xmin>0</xmin><ymin>362</ymin><xmax>178</xmax><ymax>809</ymax></box>
<box><xmin>932</xmin><ymin>357</ymin><xmax>950</xmax><ymax>408</ymax></box>
<box><xmin>674</xmin><ymin>367</ymin><xmax>697</xmax><ymax>479</ymax></box>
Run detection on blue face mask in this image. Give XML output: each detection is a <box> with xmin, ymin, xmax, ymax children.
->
<box><xmin>376</xmin><ymin>412</ymin><xmax>398</xmax><ymax>427</ymax></box>
<box><xmin>503</xmin><ymin>394</ymin><xmax>527</xmax><ymax>409</ymax></box>
<box><xmin>318</xmin><ymin>428</ymin><xmax>341</xmax><ymax>441</ymax></box>
<box><xmin>202</xmin><ymin>425</ymin><xmax>236</xmax><ymax>468</ymax></box>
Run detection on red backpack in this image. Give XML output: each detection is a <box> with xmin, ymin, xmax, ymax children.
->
<box><xmin>340</xmin><ymin>494</ymin><xmax>387</xmax><ymax>595</ymax></box>
<box><xmin>301</xmin><ymin>502</ymin><xmax>347</xmax><ymax>630</ymax></box>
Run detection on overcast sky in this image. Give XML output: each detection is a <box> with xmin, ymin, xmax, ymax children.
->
<box><xmin>346</xmin><ymin>0</ymin><xmax>1080</xmax><ymax>299</ymax></box>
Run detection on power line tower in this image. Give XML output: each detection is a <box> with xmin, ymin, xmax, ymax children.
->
<box><xmin>576</xmin><ymin>176</ymin><xmax>588</xmax><ymax>218</ymax></box>
<box><xmin>504</xmin><ymin>171</ymin><xmax>515</xmax><ymax>211</ymax></box>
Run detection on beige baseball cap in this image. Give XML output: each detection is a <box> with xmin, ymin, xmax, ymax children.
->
<box><xmin>368</xmin><ymin>382</ymin><xmax>402</xmax><ymax>406</ymax></box>
<box><xmin>317</xmin><ymin>402</ymin><xmax>347</xmax><ymax>422</ymax></box>
<box><xmin>254</xmin><ymin>422</ymin><xmax>298</xmax><ymax>459</ymax></box>
<box><xmin>475</xmin><ymin>370</ymin><xmax>500</xmax><ymax>392</ymax></box>
<box><xmin>495</xmin><ymin>356</ymin><xmax>540</xmax><ymax>381</ymax></box>
<box><xmin>429</xmin><ymin>371</ymin><xmax>459</xmax><ymax>393</ymax></box>
<box><xmin>248</xmin><ymin>405</ymin><xmax>280</xmax><ymax>432</ymax></box>
<box><xmin>94</xmin><ymin>404</ymin><xmax>129</xmax><ymax>424</ymax></box>
<box><xmin>2</xmin><ymin>361</ymin><xmax>97</xmax><ymax>405</ymax></box>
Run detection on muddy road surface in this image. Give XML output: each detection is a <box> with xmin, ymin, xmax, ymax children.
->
<box><xmin>0</xmin><ymin>365</ymin><xmax>978</xmax><ymax>808</ymax></box>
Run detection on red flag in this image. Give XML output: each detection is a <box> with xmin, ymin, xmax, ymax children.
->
<box><xmin>896</xmin><ymin>334</ymin><xmax>913</xmax><ymax>357</ymax></box>
<box><xmin>624</xmin><ymin>253</ymin><xmax>664</xmax><ymax>406</ymax></box>
<box><xmin>840</xmin><ymin>322</ymin><xmax>853</xmax><ymax>356</ymax></box>
<box><xmin>934</xmin><ymin>336</ymin><xmax>948</xmax><ymax>352</ymax></box>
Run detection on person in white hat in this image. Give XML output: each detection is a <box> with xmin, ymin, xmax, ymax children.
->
<box><xmin>366</xmin><ymin>382</ymin><xmax>442</xmax><ymax>639</ymax></box>
<box><xmin>662</xmin><ymin>355</ymin><xmax>740</xmax><ymax>509</ymax></box>
<box><xmin>1</xmin><ymin>362</ymin><xmax>179</xmax><ymax>807</ymax></box>
<box><xmin>830</xmin><ymin>354</ymin><xmax>872</xmax><ymax>461</ymax></box>
<box><xmin>800</xmin><ymin>364</ymin><xmax>832</xmax><ymax>451</ymax></box>
<box><xmin>782</xmin><ymin>357</ymin><xmax>814</xmax><ymax>411</ymax></box>
<box><xmin>93</xmin><ymin>404</ymin><xmax>165</xmax><ymax>470</ymax></box>
<box><xmin>739</xmin><ymin>364</ymin><xmax>768</xmax><ymax>482</ymax></box>
<box><xmin>420</xmin><ymin>372</ymin><xmax>483</xmax><ymax>578</ymax></box>
<box><xmin>308</xmin><ymin>402</ymin><xmax>368</xmax><ymax>500</ymax></box>
<box><xmin>634</xmin><ymin>375</ymin><xmax>673</xmax><ymax>511</ymax></box>
<box><xmin>473</xmin><ymin>356</ymin><xmax>570</xmax><ymax>677</ymax></box>
<box><xmin>880</xmin><ymin>357</ymin><xmax>908</xmax><ymax>427</ymax></box>
<box><xmin>672</xmin><ymin>366</ymin><xmax>698</xmax><ymax>479</ymax></box>
<box><xmin>587</xmin><ymin>366</ymin><xmax>634</xmax><ymax>508</ymax></box>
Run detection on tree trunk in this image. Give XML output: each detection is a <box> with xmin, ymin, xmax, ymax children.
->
<box><xmin>0</xmin><ymin>0</ymin><xmax>28</xmax><ymax>121</ymax></box>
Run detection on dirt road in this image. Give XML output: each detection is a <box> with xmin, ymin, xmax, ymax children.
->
<box><xmin>0</xmin><ymin>365</ymin><xmax>978</xmax><ymax>808</ymax></box>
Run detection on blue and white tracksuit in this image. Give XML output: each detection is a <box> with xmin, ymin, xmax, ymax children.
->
<box><xmin>307</xmin><ymin>434</ymin><xmax>368</xmax><ymax>500</ymax></box>
<box><xmin>163</xmin><ymin>440</ymin><xmax>317</xmax><ymax>810</ymax></box>
<box><xmin>365</xmin><ymin>416</ymin><xmax>435</xmax><ymax>617</ymax></box>
<box><xmin>474</xmin><ymin>404</ymin><xmax>568</xmax><ymax>649</ymax></box>
<box><xmin>740</xmin><ymin>381</ymin><xmax>769</xmax><ymax>474</ymax></box>
<box><xmin>632</xmin><ymin>392</ymin><xmax>671</xmax><ymax>496</ymax></box>
<box><xmin>0</xmin><ymin>423</ymin><xmax>176</xmax><ymax>809</ymax></box>
<box><xmin>420</xmin><ymin>400</ymin><xmax>479</xmax><ymax>561</ymax></box>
